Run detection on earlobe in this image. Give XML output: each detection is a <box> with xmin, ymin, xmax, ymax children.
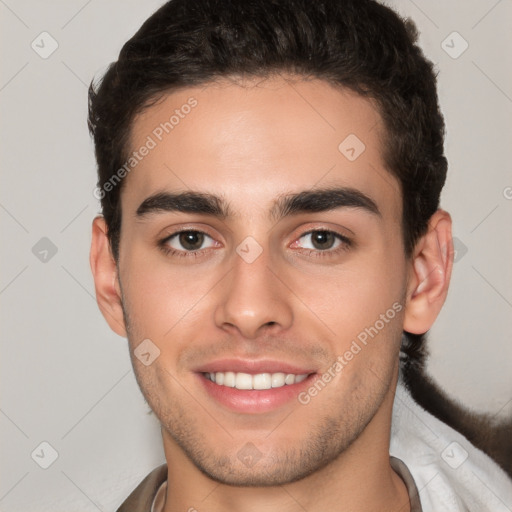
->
<box><xmin>90</xmin><ymin>216</ymin><xmax>127</xmax><ymax>337</ymax></box>
<box><xmin>403</xmin><ymin>209</ymin><xmax>454</xmax><ymax>335</ymax></box>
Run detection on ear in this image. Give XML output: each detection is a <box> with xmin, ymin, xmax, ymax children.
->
<box><xmin>403</xmin><ymin>209</ymin><xmax>454</xmax><ymax>335</ymax></box>
<box><xmin>90</xmin><ymin>216</ymin><xmax>127</xmax><ymax>337</ymax></box>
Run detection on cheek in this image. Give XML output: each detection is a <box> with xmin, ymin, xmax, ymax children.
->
<box><xmin>299</xmin><ymin>252</ymin><xmax>405</xmax><ymax>338</ymax></box>
<box><xmin>292</xmin><ymin>252</ymin><xmax>407</xmax><ymax>392</ymax></box>
<box><xmin>119</xmin><ymin>248</ymin><xmax>215</xmax><ymax>340</ymax></box>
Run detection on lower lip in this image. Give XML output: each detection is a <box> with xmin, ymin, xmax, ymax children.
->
<box><xmin>197</xmin><ymin>373</ymin><xmax>317</xmax><ymax>414</ymax></box>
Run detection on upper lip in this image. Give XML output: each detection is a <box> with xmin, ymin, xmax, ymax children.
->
<box><xmin>195</xmin><ymin>359</ymin><xmax>316</xmax><ymax>375</ymax></box>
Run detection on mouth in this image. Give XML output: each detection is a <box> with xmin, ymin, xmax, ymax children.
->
<box><xmin>195</xmin><ymin>359</ymin><xmax>317</xmax><ymax>413</ymax></box>
<box><xmin>203</xmin><ymin>371</ymin><xmax>309</xmax><ymax>390</ymax></box>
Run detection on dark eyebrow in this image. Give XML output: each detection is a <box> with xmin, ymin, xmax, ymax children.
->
<box><xmin>136</xmin><ymin>191</ymin><xmax>230</xmax><ymax>218</ymax></box>
<box><xmin>270</xmin><ymin>186</ymin><xmax>380</xmax><ymax>221</ymax></box>
<box><xmin>135</xmin><ymin>186</ymin><xmax>380</xmax><ymax>220</ymax></box>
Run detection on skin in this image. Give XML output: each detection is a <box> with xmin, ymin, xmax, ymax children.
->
<box><xmin>90</xmin><ymin>75</ymin><xmax>453</xmax><ymax>512</ymax></box>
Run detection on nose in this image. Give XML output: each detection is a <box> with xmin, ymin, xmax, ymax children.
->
<box><xmin>214</xmin><ymin>244</ymin><xmax>293</xmax><ymax>339</ymax></box>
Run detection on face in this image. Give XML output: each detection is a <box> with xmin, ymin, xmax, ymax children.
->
<box><xmin>115</xmin><ymin>75</ymin><xmax>409</xmax><ymax>486</ymax></box>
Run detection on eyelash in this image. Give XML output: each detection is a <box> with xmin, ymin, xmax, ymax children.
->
<box><xmin>158</xmin><ymin>229</ymin><xmax>352</xmax><ymax>260</ymax></box>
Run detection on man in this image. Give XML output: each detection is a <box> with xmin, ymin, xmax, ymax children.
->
<box><xmin>88</xmin><ymin>0</ymin><xmax>512</xmax><ymax>510</ymax></box>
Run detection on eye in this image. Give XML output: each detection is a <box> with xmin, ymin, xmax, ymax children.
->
<box><xmin>161</xmin><ymin>230</ymin><xmax>217</xmax><ymax>254</ymax></box>
<box><xmin>292</xmin><ymin>229</ymin><xmax>351</xmax><ymax>254</ymax></box>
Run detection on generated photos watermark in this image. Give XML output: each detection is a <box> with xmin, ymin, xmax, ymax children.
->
<box><xmin>93</xmin><ymin>97</ymin><xmax>198</xmax><ymax>200</ymax></box>
<box><xmin>298</xmin><ymin>301</ymin><xmax>403</xmax><ymax>405</ymax></box>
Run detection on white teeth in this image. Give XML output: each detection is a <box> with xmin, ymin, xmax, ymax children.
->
<box><xmin>271</xmin><ymin>372</ymin><xmax>285</xmax><ymax>388</ymax></box>
<box><xmin>284</xmin><ymin>374</ymin><xmax>295</xmax><ymax>385</ymax></box>
<box><xmin>224</xmin><ymin>371</ymin><xmax>236</xmax><ymax>387</ymax></box>
<box><xmin>235</xmin><ymin>372</ymin><xmax>253</xmax><ymax>390</ymax></box>
<box><xmin>205</xmin><ymin>371</ymin><xmax>309</xmax><ymax>390</ymax></box>
<box><xmin>253</xmin><ymin>373</ymin><xmax>272</xmax><ymax>390</ymax></box>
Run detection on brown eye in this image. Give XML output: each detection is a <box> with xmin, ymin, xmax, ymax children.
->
<box><xmin>163</xmin><ymin>230</ymin><xmax>215</xmax><ymax>253</ymax></box>
<box><xmin>298</xmin><ymin>230</ymin><xmax>346</xmax><ymax>251</ymax></box>
<box><xmin>178</xmin><ymin>231</ymin><xmax>205</xmax><ymax>250</ymax></box>
<box><xmin>310</xmin><ymin>231</ymin><xmax>336</xmax><ymax>250</ymax></box>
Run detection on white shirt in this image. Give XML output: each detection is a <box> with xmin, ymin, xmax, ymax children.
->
<box><xmin>389</xmin><ymin>379</ymin><xmax>512</xmax><ymax>511</ymax></box>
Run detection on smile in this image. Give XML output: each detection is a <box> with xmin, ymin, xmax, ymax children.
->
<box><xmin>203</xmin><ymin>371</ymin><xmax>309</xmax><ymax>390</ymax></box>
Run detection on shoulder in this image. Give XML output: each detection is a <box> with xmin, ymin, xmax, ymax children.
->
<box><xmin>391</xmin><ymin>380</ymin><xmax>512</xmax><ymax>512</ymax></box>
<box><xmin>116</xmin><ymin>464</ymin><xmax>167</xmax><ymax>512</ymax></box>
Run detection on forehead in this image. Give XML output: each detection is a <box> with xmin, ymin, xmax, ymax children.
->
<box><xmin>122</xmin><ymin>75</ymin><xmax>401</xmax><ymax>222</ymax></box>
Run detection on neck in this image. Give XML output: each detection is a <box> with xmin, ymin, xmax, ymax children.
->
<box><xmin>161</xmin><ymin>374</ymin><xmax>409</xmax><ymax>512</ymax></box>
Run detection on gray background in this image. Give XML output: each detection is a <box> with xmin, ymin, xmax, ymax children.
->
<box><xmin>1</xmin><ymin>0</ymin><xmax>511</xmax><ymax>510</ymax></box>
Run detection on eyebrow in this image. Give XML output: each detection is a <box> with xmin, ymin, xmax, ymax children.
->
<box><xmin>135</xmin><ymin>186</ymin><xmax>381</xmax><ymax>221</ymax></box>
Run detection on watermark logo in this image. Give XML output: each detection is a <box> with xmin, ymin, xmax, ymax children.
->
<box><xmin>236</xmin><ymin>236</ymin><xmax>263</xmax><ymax>264</ymax></box>
<box><xmin>298</xmin><ymin>302</ymin><xmax>403</xmax><ymax>405</ymax></box>
<box><xmin>441</xmin><ymin>31</ymin><xmax>469</xmax><ymax>59</ymax></box>
<box><xmin>31</xmin><ymin>32</ymin><xmax>59</xmax><ymax>59</ymax></box>
<box><xmin>237</xmin><ymin>442</ymin><xmax>263</xmax><ymax>468</ymax></box>
<box><xmin>134</xmin><ymin>339</ymin><xmax>160</xmax><ymax>366</ymax></box>
<box><xmin>452</xmin><ymin>237</ymin><xmax>468</xmax><ymax>263</ymax></box>
<box><xmin>32</xmin><ymin>237</ymin><xmax>58</xmax><ymax>263</ymax></box>
<box><xmin>338</xmin><ymin>134</ymin><xmax>366</xmax><ymax>162</ymax></box>
<box><xmin>31</xmin><ymin>441</ymin><xmax>59</xmax><ymax>469</ymax></box>
<box><xmin>441</xmin><ymin>441</ymin><xmax>468</xmax><ymax>469</ymax></box>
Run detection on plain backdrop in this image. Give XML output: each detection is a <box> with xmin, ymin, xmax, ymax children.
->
<box><xmin>1</xmin><ymin>0</ymin><xmax>511</xmax><ymax>510</ymax></box>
